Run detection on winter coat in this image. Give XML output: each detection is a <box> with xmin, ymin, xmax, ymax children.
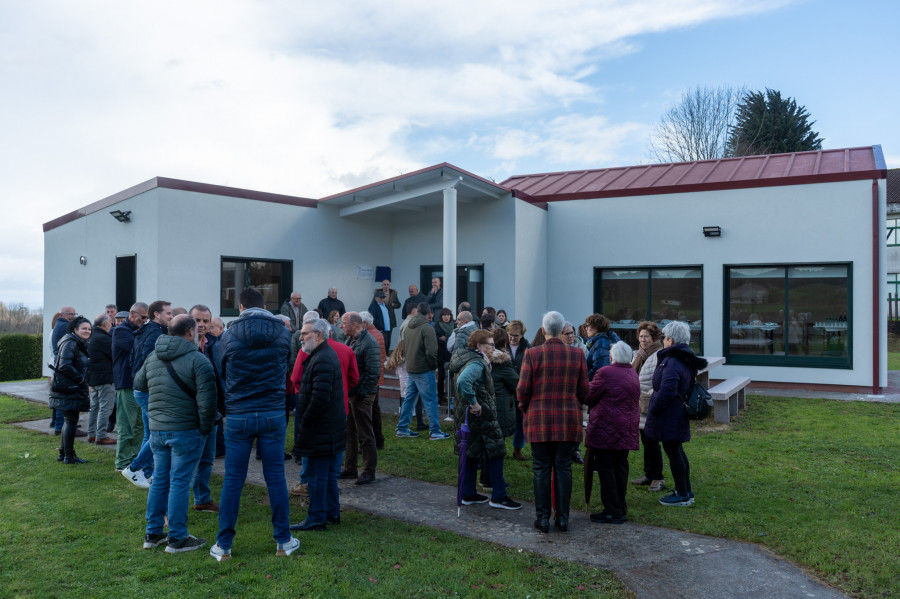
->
<box><xmin>134</xmin><ymin>335</ymin><xmax>217</xmax><ymax>435</ymax></box>
<box><xmin>585</xmin><ymin>362</ymin><xmax>640</xmax><ymax>451</ymax></box>
<box><xmin>217</xmin><ymin>307</ymin><xmax>291</xmax><ymax>415</ymax></box>
<box><xmin>111</xmin><ymin>318</ymin><xmax>140</xmax><ymax>390</ymax></box>
<box><xmin>451</xmin><ymin>348</ymin><xmax>505</xmax><ymax>460</ymax></box>
<box><xmin>450</xmin><ymin>321</ymin><xmax>477</xmax><ymax>354</ymax></box>
<box><xmin>637</xmin><ymin>350</ymin><xmax>660</xmax><ymax>428</ymax></box>
<box><xmin>51</xmin><ymin>318</ymin><xmax>70</xmax><ymax>358</ymax></box>
<box><xmin>517</xmin><ymin>338</ymin><xmax>588</xmax><ymax>444</ymax></box>
<box><xmin>490</xmin><ymin>350</ymin><xmax>519</xmax><ymax>438</ymax></box>
<box><xmin>365</xmin><ymin>324</ymin><xmax>386</xmax><ymax>386</ymax></box>
<box><xmin>644</xmin><ymin>344</ymin><xmax>708</xmax><ymax>443</ymax></box>
<box><xmin>402</xmin><ymin>313</ymin><xmax>438</xmax><ymax>374</ymax></box>
<box><xmin>291</xmin><ymin>339</ymin><xmax>358</xmax><ymax>415</ymax></box>
<box><xmin>317</xmin><ymin>296</ymin><xmax>346</xmax><ymax>318</ymax></box>
<box><xmin>402</xmin><ymin>292</ymin><xmax>427</xmax><ymax>319</ymax></box>
<box><xmin>368</xmin><ymin>299</ymin><xmax>389</xmax><ymax>332</ymax></box>
<box><xmin>585</xmin><ymin>330</ymin><xmax>621</xmax><ymax>381</ymax></box>
<box><xmin>49</xmin><ymin>333</ymin><xmax>90</xmax><ymax>412</ymax></box>
<box><xmin>425</xmin><ymin>287</ymin><xmax>443</xmax><ymax>315</ymax></box>
<box><xmin>509</xmin><ymin>337</ymin><xmax>530</xmax><ymax>374</ymax></box>
<box><xmin>280</xmin><ymin>299</ymin><xmax>308</xmax><ymax>332</ymax></box>
<box><xmin>348</xmin><ymin>329</ymin><xmax>381</xmax><ymax>397</ymax></box>
<box><xmin>294</xmin><ymin>340</ymin><xmax>347</xmax><ymax>457</ymax></box>
<box><xmin>86</xmin><ymin>328</ymin><xmax>114</xmax><ymax>386</ymax></box>
<box><xmin>130</xmin><ymin>320</ymin><xmax>168</xmax><ymax>380</ymax></box>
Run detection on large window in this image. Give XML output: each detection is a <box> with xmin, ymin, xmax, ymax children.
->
<box><xmin>724</xmin><ymin>263</ymin><xmax>851</xmax><ymax>368</ymax></box>
<box><xmin>888</xmin><ymin>218</ymin><xmax>900</xmax><ymax>246</ymax></box>
<box><xmin>595</xmin><ymin>266</ymin><xmax>702</xmax><ymax>353</ymax></box>
<box><xmin>220</xmin><ymin>257</ymin><xmax>293</xmax><ymax>317</ymax></box>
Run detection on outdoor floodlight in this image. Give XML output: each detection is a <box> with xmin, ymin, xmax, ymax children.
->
<box><xmin>703</xmin><ymin>226</ymin><xmax>721</xmax><ymax>238</ymax></box>
<box><xmin>79</xmin><ymin>256</ymin><xmax>87</xmax><ymax>265</ymax></box>
<box><xmin>110</xmin><ymin>210</ymin><xmax>131</xmax><ymax>223</ymax></box>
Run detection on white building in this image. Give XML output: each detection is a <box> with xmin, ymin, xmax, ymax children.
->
<box><xmin>44</xmin><ymin>146</ymin><xmax>889</xmax><ymax>393</ymax></box>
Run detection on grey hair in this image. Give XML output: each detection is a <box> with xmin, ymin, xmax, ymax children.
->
<box><xmin>359</xmin><ymin>311</ymin><xmax>374</xmax><ymax>326</ymax></box>
<box><xmin>275</xmin><ymin>314</ymin><xmax>291</xmax><ymax>324</ymax></box>
<box><xmin>303</xmin><ymin>310</ymin><xmax>319</xmax><ymax>324</ymax></box>
<box><xmin>457</xmin><ymin>311</ymin><xmax>472</xmax><ymax>324</ymax></box>
<box><xmin>310</xmin><ymin>318</ymin><xmax>331</xmax><ymax>339</ymax></box>
<box><xmin>105</xmin><ymin>304</ymin><xmax>117</xmax><ymax>310</ymax></box>
<box><xmin>563</xmin><ymin>321</ymin><xmax>575</xmax><ymax>333</ymax></box>
<box><xmin>93</xmin><ymin>314</ymin><xmax>110</xmax><ymax>328</ymax></box>
<box><xmin>609</xmin><ymin>341</ymin><xmax>633</xmax><ymax>365</ymax></box>
<box><xmin>662</xmin><ymin>321</ymin><xmax>691</xmax><ymax>345</ymax></box>
<box><xmin>542</xmin><ymin>311</ymin><xmax>565</xmax><ymax>337</ymax></box>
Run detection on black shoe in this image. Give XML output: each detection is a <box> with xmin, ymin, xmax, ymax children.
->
<box><xmin>326</xmin><ymin>516</ymin><xmax>341</xmax><ymax>525</ymax></box>
<box><xmin>57</xmin><ymin>450</ymin><xmax>65</xmax><ymax>462</ymax></box>
<box><xmin>63</xmin><ymin>455</ymin><xmax>88</xmax><ymax>464</ymax></box>
<box><xmin>572</xmin><ymin>450</ymin><xmax>584</xmax><ymax>465</ymax></box>
<box><xmin>375</xmin><ymin>442</ymin><xmax>385</xmax><ymax>450</ymax></box>
<box><xmin>533</xmin><ymin>518</ymin><xmax>550</xmax><ymax>534</ymax></box>
<box><xmin>355</xmin><ymin>472</ymin><xmax>375</xmax><ymax>485</ymax></box>
<box><xmin>339</xmin><ymin>470</ymin><xmax>358</xmax><ymax>480</ymax></box>
<box><xmin>284</xmin><ymin>453</ymin><xmax>292</xmax><ymax>461</ymax></box>
<box><xmin>461</xmin><ymin>493</ymin><xmax>489</xmax><ymax>505</ymax></box>
<box><xmin>54</xmin><ymin>429</ymin><xmax>62</xmax><ymax>436</ymax></box>
<box><xmin>416</xmin><ymin>423</ymin><xmax>430</xmax><ymax>431</ymax></box>
<box><xmin>554</xmin><ymin>519</ymin><xmax>568</xmax><ymax>532</ymax></box>
<box><xmin>165</xmin><ymin>534</ymin><xmax>206</xmax><ymax>553</ymax></box>
<box><xmin>255</xmin><ymin>453</ymin><xmax>262</xmax><ymax>461</ymax></box>
<box><xmin>590</xmin><ymin>512</ymin><xmax>626</xmax><ymax>524</ymax></box>
<box><xmin>143</xmin><ymin>533</ymin><xmax>169</xmax><ymax>549</ymax></box>
<box><xmin>289</xmin><ymin>519</ymin><xmax>326</xmax><ymax>532</ymax></box>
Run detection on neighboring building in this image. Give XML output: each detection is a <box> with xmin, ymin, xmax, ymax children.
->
<box><xmin>44</xmin><ymin>146</ymin><xmax>889</xmax><ymax>393</ymax></box>
<box><xmin>885</xmin><ymin>169</ymin><xmax>900</xmax><ymax>312</ymax></box>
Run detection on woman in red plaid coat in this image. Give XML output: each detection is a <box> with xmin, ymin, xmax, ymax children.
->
<box><xmin>517</xmin><ymin>311</ymin><xmax>589</xmax><ymax>533</ymax></box>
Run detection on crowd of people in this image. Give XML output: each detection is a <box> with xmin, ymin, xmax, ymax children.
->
<box><xmin>46</xmin><ymin>277</ymin><xmax>707</xmax><ymax>558</ymax></box>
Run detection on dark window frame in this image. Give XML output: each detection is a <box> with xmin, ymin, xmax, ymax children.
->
<box><xmin>593</xmin><ymin>265</ymin><xmax>704</xmax><ymax>355</ymax></box>
<box><xmin>722</xmin><ymin>262</ymin><xmax>852</xmax><ymax>369</ymax></box>
<box><xmin>220</xmin><ymin>256</ymin><xmax>293</xmax><ymax>317</ymax></box>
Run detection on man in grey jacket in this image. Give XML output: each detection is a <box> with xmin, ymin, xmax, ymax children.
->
<box><xmin>339</xmin><ymin>312</ymin><xmax>381</xmax><ymax>485</ymax></box>
<box><xmin>135</xmin><ymin>314</ymin><xmax>216</xmax><ymax>554</ymax></box>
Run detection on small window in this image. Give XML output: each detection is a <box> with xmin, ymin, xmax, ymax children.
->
<box><xmin>220</xmin><ymin>257</ymin><xmax>293</xmax><ymax>317</ymax></box>
<box><xmin>888</xmin><ymin>218</ymin><xmax>900</xmax><ymax>247</ymax></box>
<box><xmin>594</xmin><ymin>266</ymin><xmax>702</xmax><ymax>353</ymax></box>
<box><xmin>724</xmin><ymin>263</ymin><xmax>851</xmax><ymax>368</ymax></box>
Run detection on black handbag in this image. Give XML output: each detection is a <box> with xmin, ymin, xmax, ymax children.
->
<box><xmin>680</xmin><ymin>377</ymin><xmax>712</xmax><ymax>420</ymax></box>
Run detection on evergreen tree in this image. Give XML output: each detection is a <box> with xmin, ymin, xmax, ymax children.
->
<box><xmin>727</xmin><ymin>89</ymin><xmax>823</xmax><ymax>156</ymax></box>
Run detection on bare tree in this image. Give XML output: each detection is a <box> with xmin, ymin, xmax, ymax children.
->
<box><xmin>0</xmin><ymin>302</ymin><xmax>43</xmax><ymax>334</ymax></box>
<box><xmin>648</xmin><ymin>85</ymin><xmax>747</xmax><ymax>163</ymax></box>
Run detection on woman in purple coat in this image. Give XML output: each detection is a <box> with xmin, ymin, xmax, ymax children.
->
<box><xmin>585</xmin><ymin>341</ymin><xmax>640</xmax><ymax>524</ymax></box>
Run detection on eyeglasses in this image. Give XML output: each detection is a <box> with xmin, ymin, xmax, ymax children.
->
<box><xmin>563</xmin><ymin>330</ymin><xmax>575</xmax><ymax>336</ymax></box>
<box><xmin>508</xmin><ymin>334</ymin><xmax>521</xmax><ymax>340</ymax></box>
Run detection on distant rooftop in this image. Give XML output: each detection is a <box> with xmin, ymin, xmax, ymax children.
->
<box><xmin>502</xmin><ymin>146</ymin><xmax>887</xmax><ymax>203</ymax></box>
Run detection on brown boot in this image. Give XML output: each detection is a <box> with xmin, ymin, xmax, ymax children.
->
<box><xmin>512</xmin><ymin>448</ymin><xmax>527</xmax><ymax>461</ymax></box>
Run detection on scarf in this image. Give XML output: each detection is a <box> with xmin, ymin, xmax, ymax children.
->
<box><xmin>632</xmin><ymin>340</ymin><xmax>663</xmax><ymax>373</ymax></box>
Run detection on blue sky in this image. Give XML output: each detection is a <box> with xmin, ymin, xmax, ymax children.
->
<box><xmin>1</xmin><ymin>0</ymin><xmax>896</xmax><ymax>309</ymax></box>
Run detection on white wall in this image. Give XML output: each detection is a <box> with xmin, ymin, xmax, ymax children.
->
<box><xmin>513</xmin><ymin>200</ymin><xmax>548</xmax><ymax>335</ymax></box>
<box><xmin>545</xmin><ymin>179</ymin><xmax>885</xmax><ymax>388</ymax></box>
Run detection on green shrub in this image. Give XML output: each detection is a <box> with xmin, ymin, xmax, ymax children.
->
<box><xmin>0</xmin><ymin>334</ymin><xmax>43</xmax><ymax>381</ymax></box>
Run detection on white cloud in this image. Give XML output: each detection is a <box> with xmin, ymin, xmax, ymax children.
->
<box><xmin>0</xmin><ymin>0</ymin><xmax>792</xmax><ymax>307</ymax></box>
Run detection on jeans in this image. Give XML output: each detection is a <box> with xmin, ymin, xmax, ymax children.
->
<box><xmin>146</xmin><ymin>429</ymin><xmax>203</xmax><ymax>542</ymax></box>
<box><xmin>397</xmin><ymin>371</ymin><xmax>441</xmax><ymax>435</ymax></box>
<box><xmin>594</xmin><ymin>448</ymin><xmax>629</xmax><ymax>518</ymax></box>
<box><xmin>662</xmin><ymin>441</ymin><xmax>692</xmax><ymax>496</ymax></box>
<box><xmin>114</xmin><ymin>389</ymin><xmax>143</xmax><ymax>470</ymax></box>
<box><xmin>513</xmin><ymin>406</ymin><xmax>525</xmax><ymax>449</ymax></box>
<box><xmin>130</xmin><ymin>390</ymin><xmax>154</xmax><ymax>477</ymax></box>
<box><xmin>51</xmin><ymin>408</ymin><xmax>65</xmax><ymax>432</ymax></box>
<box><xmin>344</xmin><ymin>393</ymin><xmax>377</xmax><ymax>476</ymax></box>
<box><xmin>463</xmin><ymin>455</ymin><xmax>508</xmax><ymax>502</ymax></box>
<box><xmin>217</xmin><ymin>411</ymin><xmax>291</xmax><ymax>550</ymax></box>
<box><xmin>87</xmin><ymin>383</ymin><xmax>115</xmax><ymax>439</ymax></box>
<box><xmin>640</xmin><ymin>429</ymin><xmax>664</xmax><ymax>481</ymax></box>
<box><xmin>531</xmin><ymin>441</ymin><xmax>576</xmax><ymax>524</ymax></box>
<box><xmin>305</xmin><ymin>451</ymin><xmax>342</xmax><ymax>525</ymax></box>
<box><xmin>191</xmin><ymin>424</ymin><xmax>218</xmax><ymax>506</ymax></box>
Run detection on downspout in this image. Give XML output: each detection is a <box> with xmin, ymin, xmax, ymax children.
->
<box><xmin>872</xmin><ymin>179</ymin><xmax>881</xmax><ymax>395</ymax></box>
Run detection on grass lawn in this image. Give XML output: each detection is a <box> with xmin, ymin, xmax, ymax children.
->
<box><xmin>888</xmin><ymin>352</ymin><xmax>900</xmax><ymax>371</ymax></box>
<box><xmin>0</xmin><ymin>395</ymin><xmax>629</xmax><ymax>599</ymax></box>
<box><xmin>376</xmin><ymin>397</ymin><xmax>900</xmax><ymax>599</ymax></box>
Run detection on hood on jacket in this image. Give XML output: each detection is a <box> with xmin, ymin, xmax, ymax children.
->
<box><xmin>450</xmin><ymin>347</ymin><xmax>482</xmax><ymax>373</ymax></box>
<box><xmin>407</xmin><ymin>313</ymin><xmax>430</xmax><ymax>330</ymax></box>
<box><xmin>659</xmin><ymin>343</ymin><xmax>708</xmax><ymax>372</ymax></box>
<box><xmin>490</xmin><ymin>350</ymin><xmax>512</xmax><ymax>365</ymax></box>
<box><xmin>231</xmin><ymin>309</ymin><xmax>286</xmax><ymax>349</ymax></box>
<box><xmin>154</xmin><ymin>334</ymin><xmax>200</xmax><ymax>361</ymax></box>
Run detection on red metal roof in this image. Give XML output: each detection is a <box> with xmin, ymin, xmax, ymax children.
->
<box><xmin>502</xmin><ymin>146</ymin><xmax>887</xmax><ymax>202</ymax></box>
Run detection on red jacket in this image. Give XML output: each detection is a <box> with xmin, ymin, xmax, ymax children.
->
<box><xmin>517</xmin><ymin>338</ymin><xmax>588</xmax><ymax>444</ymax></box>
<box><xmin>291</xmin><ymin>338</ymin><xmax>359</xmax><ymax>415</ymax></box>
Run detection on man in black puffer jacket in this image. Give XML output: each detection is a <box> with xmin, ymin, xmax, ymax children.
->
<box><xmin>211</xmin><ymin>288</ymin><xmax>298</xmax><ymax>561</ymax></box>
<box><xmin>290</xmin><ymin>318</ymin><xmax>346</xmax><ymax>532</ymax></box>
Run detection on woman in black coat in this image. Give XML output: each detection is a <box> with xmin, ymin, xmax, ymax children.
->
<box><xmin>49</xmin><ymin>316</ymin><xmax>92</xmax><ymax>464</ymax></box>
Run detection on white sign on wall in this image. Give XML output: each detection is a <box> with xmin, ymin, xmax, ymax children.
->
<box><xmin>357</xmin><ymin>266</ymin><xmax>374</xmax><ymax>280</ymax></box>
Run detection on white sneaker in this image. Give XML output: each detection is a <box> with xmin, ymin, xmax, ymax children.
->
<box><xmin>276</xmin><ymin>537</ymin><xmax>301</xmax><ymax>556</ymax></box>
<box><xmin>210</xmin><ymin>542</ymin><xmax>232</xmax><ymax>562</ymax></box>
<box><xmin>122</xmin><ymin>466</ymin><xmax>150</xmax><ymax>489</ymax></box>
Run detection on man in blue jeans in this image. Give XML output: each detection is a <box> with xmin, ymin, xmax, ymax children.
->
<box><xmin>210</xmin><ymin>288</ymin><xmax>299</xmax><ymax>561</ymax></box>
<box><xmin>189</xmin><ymin>304</ymin><xmax>222</xmax><ymax>514</ymax></box>
<box><xmin>135</xmin><ymin>314</ymin><xmax>216</xmax><ymax>553</ymax></box>
<box><xmin>396</xmin><ymin>303</ymin><xmax>450</xmax><ymax>440</ymax></box>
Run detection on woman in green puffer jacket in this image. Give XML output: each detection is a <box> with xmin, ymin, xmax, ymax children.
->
<box><xmin>451</xmin><ymin>329</ymin><xmax>521</xmax><ymax>511</ymax></box>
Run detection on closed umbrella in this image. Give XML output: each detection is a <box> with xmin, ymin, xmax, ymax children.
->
<box><xmin>456</xmin><ymin>408</ymin><xmax>470</xmax><ymax>518</ymax></box>
<box><xmin>583</xmin><ymin>447</ymin><xmax>597</xmax><ymax>511</ymax></box>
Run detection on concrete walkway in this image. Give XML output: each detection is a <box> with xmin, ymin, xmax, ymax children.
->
<box><xmin>3</xmin><ymin>380</ymin><xmax>849</xmax><ymax>599</ymax></box>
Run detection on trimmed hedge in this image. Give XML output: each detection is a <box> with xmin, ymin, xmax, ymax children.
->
<box><xmin>0</xmin><ymin>334</ymin><xmax>43</xmax><ymax>381</ymax></box>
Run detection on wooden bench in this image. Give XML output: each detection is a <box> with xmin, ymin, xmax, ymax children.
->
<box><xmin>708</xmin><ymin>376</ymin><xmax>751</xmax><ymax>423</ymax></box>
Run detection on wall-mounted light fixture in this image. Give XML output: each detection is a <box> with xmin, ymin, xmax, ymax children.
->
<box><xmin>79</xmin><ymin>256</ymin><xmax>87</xmax><ymax>265</ymax></box>
<box><xmin>110</xmin><ymin>210</ymin><xmax>131</xmax><ymax>223</ymax></box>
<box><xmin>703</xmin><ymin>226</ymin><xmax>721</xmax><ymax>238</ymax></box>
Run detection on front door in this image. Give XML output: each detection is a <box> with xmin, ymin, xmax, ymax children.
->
<box><xmin>420</xmin><ymin>264</ymin><xmax>484</xmax><ymax>316</ymax></box>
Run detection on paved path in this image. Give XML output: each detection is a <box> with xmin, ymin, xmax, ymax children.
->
<box><xmin>3</xmin><ymin>380</ymin><xmax>849</xmax><ymax>599</ymax></box>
